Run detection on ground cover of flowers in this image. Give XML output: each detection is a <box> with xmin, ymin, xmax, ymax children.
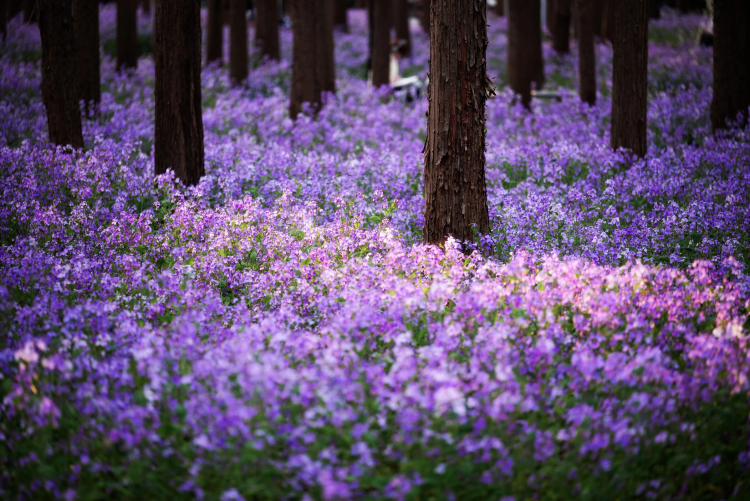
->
<box><xmin>1</xmin><ymin>6</ymin><xmax>749</xmax><ymax>501</ymax></box>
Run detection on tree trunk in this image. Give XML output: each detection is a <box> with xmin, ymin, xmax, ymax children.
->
<box><xmin>371</xmin><ymin>0</ymin><xmax>391</xmax><ymax>86</ymax></box>
<box><xmin>553</xmin><ymin>0</ymin><xmax>570</xmax><ymax>54</ymax></box>
<box><xmin>290</xmin><ymin>0</ymin><xmax>322</xmax><ymax>118</ymax></box>
<box><xmin>531</xmin><ymin>0</ymin><xmax>544</xmax><ymax>88</ymax></box>
<box><xmin>649</xmin><ymin>0</ymin><xmax>659</xmax><ymax>19</ymax></box>
<box><xmin>317</xmin><ymin>0</ymin><xmax>335</xmax><ymax>91</ymax></box>
<box><xmin>711</xmin><ymin>0</ymin><xmax>750</xmax><ymax>130</ymax></box>
<box><xmin>154</xmin><ymin>0</ymin><xmax>204</xmax><ymax>186</ymax></box>
<box><xmin>334</xmin><ymin>0</ymin><xmax>347</xmax><ymax>32</ymax></box>
<box><xmin>394</xmin><ymin>0</ymin><xmax>410</xmax><ymax>56</ymax></box>
<box><xmin>424</xmin><ymin>0</ymin><xmax>490</xmax><ymax>247</ymax></box>
<box><xmin>116</xmin><ymin>0</ymin><xmax>137</xmax><ymax>71</ymax></box>
<box><xmin>73</xmin><ymin>0</ymin><xmax>100</xmax><ymax>115</ymax></box>
<box><xmin>508</xmin><ymin>0</ymin><xmax>534</xmax><ymax>106</ymax></box>
<box><xmin>206</xmin><ymin>0</ymin><xmax>222</xmax><ymax>64</ymax></box>
<box><xmin>420</xmin><ymin>0</ymin><xmax>429</xmax><ymax>35</ymax></box>
<box><xmin>141</xmin><ymin>0</ymin><xmax>149</xmax><ymax>14</ymax></box>
<box><xmin>39</xmin><ymin>0</ymin><xmax>84</xmax><ymax>148</ymax></box>
<box><xmin>24</xmin><ymin>0</ymin><xmax>37</xmax><ymax>23</ymax></box>
<box><xmin>611</xmin><ymin>0</ymin><xmax>647</xmax><ymax>156</ymax></box>
<box><xmin>257</xmin><ymin>0</ymin><xmax>280</xmax><ymax>60</ymax></box>
<box><xmin>229</xmin><ymin>0</ymin><xmax>248</xmax><ymax>85</ymax></box>
<box><xmin>600</xmin><ymin>0</ymin><xmax>613</xmax><ymax>42</ymax></box>
<box><xmin>546</xmin><ymin>0</ymin><xmax>554</xmax><ymax>36</ymax></box>
<box><xmin>495</xmin><ymin>0</ymin><xmax>503</xmax><ymax>17</ymax></box>
<box><xmin>575</xmin><ymin>0</ymin><xmax>596</xmax><ymax>105</ymax></box>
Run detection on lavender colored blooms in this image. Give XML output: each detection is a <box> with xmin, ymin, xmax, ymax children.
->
<box><xmin>0</xmin><ymin>5</ymin><xmax>749</xmax><ymax>501</ymax></box>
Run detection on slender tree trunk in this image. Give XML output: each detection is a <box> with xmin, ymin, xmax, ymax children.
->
<box><xmin>611</xmin><ymin>0</ymin><xmax>647</xmax><ymax>156</ymax></box>
<box><xmin>394</xmin><ymin>0</ymin><xmax>410</xmax><ymax>56</ymax></box>
<box><xmin>424</xmin><ymin>0</ymin><xmax>490</xmax><ymax>247</ymax></box>
<box><xmin>372</xmin><ymin>0</ymin><xmax>391</xmax><ymax>86</ymax></box>
<box><xmin>318</xmin><ymin>0</ymin><xmax>335</xmax><ymax>91</ymax></box>
<box><xmin>141</xmin><ymin>0</ymin><xmax>148</xmax><ymax>14</ymax></box>
<box><xmin>575</xmin><ymin>0</ymin><xmax>595</xmax><ymax>105</ymax></box>
<box><xmin>508</xmin><ymin>0</ymin><xmax>534</xmax><ymax>106</ymax></box>
<box><xmin>206</xmin><ymin>0</ymin><xmax>222</xmax><ymax>64</ymax></box>
<box><xmin>711</xmin><ymin>0</ymin><xmax>750</xmax><ymax>130</ymax></box>
<box><xmin>553</xmin><ymin>0</ymin><xmax>570</xmax><ymax>54</ymax></box>
<box><xmin>495</xmin><ymin>0</ymin><xmax>504</xmax><ymax>17</ymax></box>
<box><xmin>546</xmin><ymin>0</ymin><xmax>554</xmax><ymax>36</ymax></box>
<box><xmin>154</xmin><ymin>0</ymin><xmax>204</xmax><ymax>186</ymax></box>
<box><xmin>334</xmin><ymin>0</ymin><xmax>347</xmax><ymax>32</ymax></box>
<box><xmin>73</xmin><ymin>0</ymin><xmax>100</xmax><ymax>115</ymax></box>
<box><xmin>229</xmin><ymin>0</ymin><xmax>248</xmax><ymax>85</ymax></box>
<box><xmin>531</xmin><ymin>0</ymin><xmax>544</xmax><ymax>89</ymax></box>
<box><xmin>24</xmin><ymin>0</ymin><xmax>37</xmax><ymax>23</ymax></box>
<box><xmin>290</xmin><ymin>0</ymin><xmax>322</xmax><ymax>118</ymax></box>
<box><xmin>256</xmin><ymin>0</ymin><xmax>280</xmax><ymax>60</ymax></box>
<box><xmin>420</xmin><ymin>0</ymin><xmax>429</xmax><ymax>35</ymax></box>
<box><xmin>592</xmin><ymin>0</ymin><xmax>602</xmax><ymax>37</ymax></box>
<box><xmin>39</xmin><ymin>0</ymin><xmax>84</xmax><ymax>148</ymax></box>
<box><xmin>600</xmin><ymin>0</ymin><xmax>613</xmax><ymax>42</ymax></box>
<box><xmin>116</xmin><ymin>0</ymin><xmax>137</xmax><ymax>71</ymax></box>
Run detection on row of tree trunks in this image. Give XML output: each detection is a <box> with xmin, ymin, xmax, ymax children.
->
<box><xmin>116</xmin><ymin>0</ymin><xmax>137</xmax><ymax>71</ymax></box>
<box><xmin>610</xmin><ymin>0</ymin><xmax>647</xmax><ymax>157</ymax></box>
<box><xmin>154</xmin><ymin>0</ymin><xmax>204</xmax><ymax>185</ymax></box>
<box><xmin>394</xmin><ymin>0</ymin><xmax>410</xmax><ymax>57</ymax></box>
<box><xmin>256</xmin><ymin>0</ymin><xmax>280</xmax><ymax>61</ymax></box>
<box><xmin>73</xmin><ymin>0</ymin><xmax>100</xmax><ymax>115</ymax></box>
<box><xmin>423</xmin><ymin>0</ymin><xmax>490</xmax><ymax>247</ymax></box>
<box><xmin>710</xmin><ymin>0</ymin><xmax>750</xmax><ymax>130</ymax></box>
<box><xmin>575</xmin><ymin>0</ymin><xmax>596</xmax><ymax>105</ymax></box>
<box><xmin>371</xmin><ymin>0</ymin><xmax>390</xmax><ymax>86</ymax></box>
<box><xmin>290</xmin><ymin>0</ymin><xmax>322</xmax><ymax>119</ymax></box>
<box><xmin>206</xmin><ymin>0</ymin><xmax>223</xmax><ymax>64</ymax></box>
<box><xmin>229</xmin><ymin>0</ymin><xmax>248</xmax><ymax>85</ymax></box>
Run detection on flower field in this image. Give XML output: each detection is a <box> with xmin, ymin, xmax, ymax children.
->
<box><xmin>1</xmin><ymin>7</ymin><xmax>749</xmax><ymax>500</ymax></box>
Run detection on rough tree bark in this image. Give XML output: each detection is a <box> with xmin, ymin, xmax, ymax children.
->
<box><xmin>289</xmin><ymin>0</ymin><xmax>322</xmax><ymax>119</ymax></box>
<box><xmin>420</xmin><ymin>0</ymin><xmax>429</xmax><ymax>35</ymax></box>
<box><xmin>73</xmin><ymin>0</ymin><xmax>100</xmax><ymax>115</ymax></box>
<box><xmin>423</xmin><ymin>0</ymin><xmax>491</xmax><ymax>247</ymax></box>
<box><xmin>611</xmin><ymin>0</ymin><xmax>647</xmax><ymax>156</ymax></box>
<box><xmin>334</xmin><ymin>0</ymin><xmax>347</xmax><ymax>32</ymax></box>
<box><xmin>24</xmin><ymin>0</ymin><xmax>37</xmax><ymax>23</ymax></box>
<box><xmin>206</xmin><ymin>0</ymin><xmax>223</xmax><ymax>64</ymax></box>
<box><xmin>229</xmin><ymin>0</ymin><xmax>248</xmax><ymax>85</ymax></box>
<box><xmin>371</xmin><ymin>0</ymin><xmax>390</xmax><ymax>86</ymax></box>
<box><xmin>508</xmin><ymin>0</ymin><xmax>534</xmax><ymax>106</ymax></box>
<box><xmin>575</xmin><ymin>0</ymin><xmax>596</xmax><ymax>105</ymax></box>
<box><xmin>553</xmin><ymin>0</ymin><xmax>571</xmax><ymax>54</ymax></box>
<box><xmin>530</xmin><ymin>0</ymin><xmax>544</xmax><ymax>88</ymax></box>
<box><xmin>257</xmin><ymin>0</ymin><xmax>280</xmax><ymax>61</ymax></box>
<box><xmin>116</xmin><ymin>0</ymin><xmax>137</xmax><ymax>71</ymax></box>
<box><xmin>154</xmin><ymin>0</ymin><xmax>204</xmax><ymax>186</ymax></box>
<box><xmin>394</xmin><ymin>0</ymin><xmax>410</xmax><ymax>57</ymax></box>
<box><xmin>39</xmin><ymin>0</ymin><xmax>84</xmax><ymax>148</ymax></box>
<box><xmin>711</xmin><ymin>0</ymin><xmax>750</xmax><ymax>130</ymax></box>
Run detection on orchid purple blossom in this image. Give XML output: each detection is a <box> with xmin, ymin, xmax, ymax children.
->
<box><xmin>0</xmin><ymin>5</ymin><xmax>749</xmax><ymax>501</ymax></box>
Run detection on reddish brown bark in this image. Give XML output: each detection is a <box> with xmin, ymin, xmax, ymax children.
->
<box><xmin>394</xmin><ymin>0</ymin><xmax>410</xmax><ymax>57</ymax></box>
<box><xmin>154</xmin><ymin>0</ymin><xmax>204</xmax><ymax>186</ymax></box>
<box><xmin>229</xmin><ymin>0</ymin><xmax>248</xmax><ymax>85</ymax></box>
<box><xmin>116</xmin><ymin>0</ymin><xmax>137</xmax><ymax>71</ymax></box>
<box><xmin>39</xmin><ymin>0</ymin><xmax>84</xmax><ymax>148</ymax></box>
<box><xmin>423</xmin><ymin>0</ymin><xmax>491</xmax><ymax>247</ymax></box>
<box><xmin>290</xmin><ymin>0</ymin><xmax>322</xmax><ymax>119</ymax></box>
<box><xmin>73</xmin><ymin>0</ymin><xmax>100</xmax><ymax>115</ymax></box>
<box><xmin>553</xmin><ymin>0</ymin><xmax>571</xmax><ymax>54</ymax></box>
<box><xmin>206</xmin><ymin>0</ymin><xmax>223</xmax><ymax>64</ymax></box>
<box><xmin>711</xmin><ymin>0</ymin><xmax>750</xmax><ymax>130</ymax></box>
<box><xmin>508</xmin><ymin>0</ymin><xmax>535</xmax><ymax>106</ymax></box>
<box><xmin>611</xmin><ymin>0</ymin><xmax>648</xmax><ymax>156</ymax></box>
<box><xmin>575</xmin><ymin>0</ymin><xmax>596</xmax><ymax>105</ymax></box>
<box><xmin>371</xmin><ymin>0</ymin><xmax>390</xmax><ymax>87</ymax></box>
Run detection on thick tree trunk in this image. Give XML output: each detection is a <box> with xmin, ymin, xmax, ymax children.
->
<box><xmin>334</xmin><ymin>0</ymin><xmax>347</xmax><ymax>32</ymax></box>
<box><xmin>420</xmin><ymin>0</ymin><xmax>429</xmax><ymax>35</ymax></box>
<box><xmin>229</xmin><ymin>0</ymin><xmax>248</xmax><ymax>85</ymax></box>
<box><xmin>116</xmin><ymin>0</ymin><xmax>137</xmax><ymax>71</ymax></box>
<box><xmin>575</xmin><ymin>0</ymin><xmax>596</xmax><ymax>105</ymax></box>
<box><xmin>394</xmin><ymin>0</ymin><xmax>410</xmax><ymax>56</ymax></box>
<box><xmin>423</xmin><ymin>0</ymin><xmax>490</xmax><ymax>247</ymax></box>
<box><xmin>508</xmin><ymin>0</ymin><xmax>534</xmax><ymax>106</ymax></box>
<box><xmin>317</xmin><ymin>0</ymin><xmax>334</xmax><ymax>92</ymax></box>
<box><xmin>495</xmin><ymin>0</ymin><xmax>503</xmax><ymax>17</ymax></box>
<box><xmin>154</xmin><ymin>0</ymin><xmax>204</xmax><ymax>186</ymax></box>
<box><xmin>553</xmin><ymin>0</ymin><xmax>570</xmax><ymax>54</ymax></box>
<box><xmin>24</xmin><ymin>0</ymin><xmax>37</xmax><ymax>23</ymax></box>
<box><xmin>371</xmin><ymin>0</ymin><xmax>390</xmax><ymax>86</ymax></box>
<box><xmin>39</xmin><ymin>0</ymin><xmax>84</xmax><ymax>148</ymax></box>
<box><xmin>711</xmin><ymin>0</ymin><xmax>750</xmax><ymax>130</ymax></box>
<box><xmin>611</xmin><ymin>0</ymin><xmax>647</xmax><ymax>156</ymax></box>
<box><xmin>290</xmin><ymin>0</ymin><xmax>322</xmax><ymax>118</ymax></box>
<box><xmin>206</xmin><ymin>0</ymin><xmax>223</xmax><ymax>64</ymax></box>
<box><xmin>73</xmin><ymin>0</ymin><xmax>100</xmax><ymax>115</ymax></box>
<box><xmin>256</xmin><ymin>0</ymin><xmax>280</xmax><ymax>61</ymax></box>
<box><xmin>531</xmin><ymin>0</ymin><xmax>544</xmax><ymax>88</ymax></box>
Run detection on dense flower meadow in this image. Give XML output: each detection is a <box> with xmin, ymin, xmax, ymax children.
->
<box><xmin>1</xmin><ymin>6</ymin><xmax>749</xmax><ymax>500</ymax></box>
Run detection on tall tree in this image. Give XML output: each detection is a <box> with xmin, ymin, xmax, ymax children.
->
<box><xmin>116</xmin><ymin>0</ymin><xmax>137</xmax><ymax>71</ymax></box>
<box><xmin>371</xmin><ymin>0</ymin><xmax>391</xmax><ymax>86</ymax></box>
<box><xmin>24</xmin><ymin>0</ymin><xmax>36</xmax><ymax>23</ymax></box>
<box><xmin>546</xmin><ymin>0</ymin><xmax>554</xmax><ymax>36</ymax></box>
<box><xmin>289</xmin><ymin>0</ymin><xmax>322</xmax><ymax>118</ymax></box>
<box><xmin>39</xmin><ymin>0</ymin><xmax>84</xmax><ymax>148</ymax></box>
<box><xmin>530</xmin><ymin>0</ymin><xmax>544</xmax><ymax>88</ymax></box>
<box><xmin>575</xmin><ymin>0</ymin><xmax>596</xmax><ymax>105</ymax></box>
<box><xmin>711</xmin><ymin>0</ymin><xmax>750</xmax><ymax>130</ymax></box>
<box><xmin>229</xmin><ymin>0</ymin><xmax>248</xmax><ymax>85</ymax></box>
<box><xmin>552</xmin><ymin>0</ymin><xmax>571</xmax><ymax>54</ymax></box>
<box><xmin>73</xmin><ymin>0</ymin><xmax>100</xmax><ymax>115</ymax></box>
<box><xmin>256</xmin><ymin>0</ymin><xmax>280</xmax><ymax>61</ymax></box>
<box><xmin>334</xmin><ymin>0</ymin><xmax>347</xmax><ymax>32</ymax></box>
<box><xmin>508</xmin><ymin>0</ymin><xmax>535</xmax><ymax>106</ymax></box>
<box><xmin>318</xmin><ymin>0</ymin><xmax>335</xmax><ymax>91</ymax></box>
<box><xmin>394</xmin><ymin>0</ymin><xmax>410</xmax><ymax>57</ymax></box>
<box><xmin>206</xmin><ymin>0</ymin><xmax>222</xmax><ymax>64</ymax></box>
<box><xmin>420</xmin><ymin>0</ymin><xmax>429</xmax><ymax>35</ymax></box>
<box><xmin>154</xmin><ymin>0</ymin><xmax>204</xmax><ymax>186</ymax></box>
<box><xmin>424</xmin><ymin>0</ymin><xmax>491</xmax><ymax>247</ymax></box>
<box><xmin>611</xmin><ymin>0</ymin><xmax>647</xmax><ymax>156</ymax></box>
